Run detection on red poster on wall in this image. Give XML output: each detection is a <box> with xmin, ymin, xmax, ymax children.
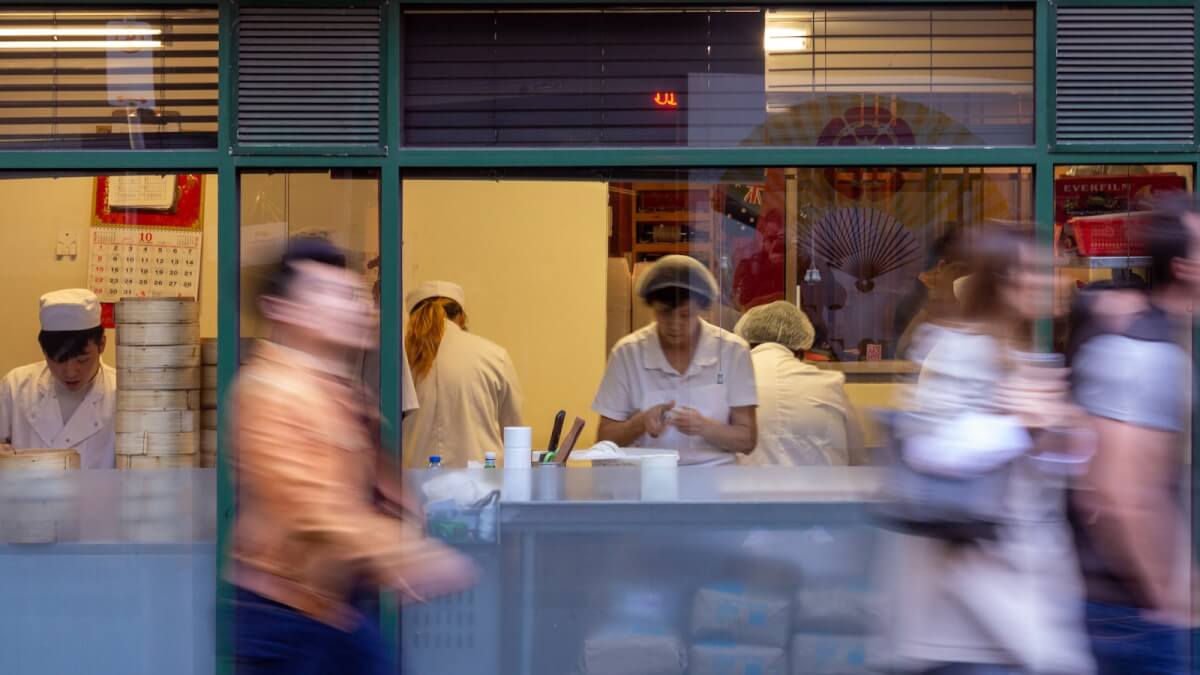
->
<box><xmin>92</xmin><ymin>173</ymin><xmax>204</xmax><ymax>230</ymax></box>
<box><xmin>1054</xmin><ymin>174</ymin><xmax>1186</xmax><ymax>225</ymax></box>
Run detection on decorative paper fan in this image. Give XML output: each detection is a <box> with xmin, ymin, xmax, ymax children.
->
<box><xmin>812</xmin><ymin>208</ymin><xmax>919</xmax><ymax>293</ymax></box>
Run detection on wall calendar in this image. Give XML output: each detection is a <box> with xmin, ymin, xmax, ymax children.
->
<box><xmin>88</xmin><ymin>228</ymin><xmax>202</xmax><ymax>303</ymax></box>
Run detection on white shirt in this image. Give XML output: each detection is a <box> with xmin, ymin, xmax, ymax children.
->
<box><xmin>0</xmin><ymin>361</ymin><xmax>117</xmax><ymax>468</ymax></box>
<box><xmin>593</xmin><ymin>319</ymin><xmax>757</xmax><ymax>466</ymax></box>
<box><xmin>402</xmin><ymin>321</ymin><xmax>522</xmax><ymax>468</ymax></box>
<box><xmin>739</xmin><ymin>343</ymin><xmax>862</xmax><ymax>466</ymax></box>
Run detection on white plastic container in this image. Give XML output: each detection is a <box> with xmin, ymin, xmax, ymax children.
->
<box><xmin>640</xmin><ymin>452</ymin><xmax>680</xmax><ymax>501</ymax></box>
<box><xmin>502</xmin><ymin>426</ymin><xmax>533</xmax><ymax>468</ymax></box>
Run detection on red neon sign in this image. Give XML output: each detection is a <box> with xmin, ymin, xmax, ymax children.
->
<box><xmin>653</xmin><ymin>91</ymin><xmax>679</xmax><ymax>108</ymax></box>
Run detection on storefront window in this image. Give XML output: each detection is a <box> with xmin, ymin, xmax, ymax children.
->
<box><xmin>402</xmin><ymin>5</ymin><xmax>1033</xmax><ymax>147</ymax></box>
<box><xmin>239</xmin><ymin>170</ymin><xmax>381</xmax><ymax>384</ymax></box>
<box><xmin>400</xmin><ymin>166</ymin><xmax>1032</xmax><ymax>466</ymax></box>
<box><xmin>1052</xmin><ymin>164</ymin><xmax>1195</xmax><ymax>349</ymax></box>
<box><xmin>0</xmin><ymin>8</ymin><xmax>218</xmax><ymax>149</ymax></box>
<box><xmin>0</xmin><ymin>172</ymin><xmax>218</xmax><ymax>675</ymax></box>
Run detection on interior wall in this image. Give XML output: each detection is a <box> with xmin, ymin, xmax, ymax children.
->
<box><xmin>402</xmin><ymin>179</ymin><xmax>609</xmax><ymax>451</ymax></box>
<box><xmin>0</xmin><ymin>174</ymin><xmax>218</xmax><ymax>377</ymax></box>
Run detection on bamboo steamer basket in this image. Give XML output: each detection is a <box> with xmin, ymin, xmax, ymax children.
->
<box><xmin>117</xmin><ymin>344</ymin><xmax>201</xmax><ymax>369</ymax></box>
<box><xmin>201</xmin><ymin>409</ymin><xmax>218</xmax><ymax>429</ymax></box>
<box><xmin>201</xmin><ymin>339</ymin><xmax>217</xmax><ymax>365</ymax></box>
<box><xmin>116</xmin><ymin>454</ymin><xmax>199</xmax><ymax>470</ymax></box>
<box><xmin>115</xmin><ymin>431</ymin><xmax>199</xmax><ymax>456</ymax></box>
<box><xmin>201</xmin><ymin>388</ymin><xmax>219</xmax><ymax>408</ymax></box>
<box><xmin>115</xmin><ymin>298</ymin><xmax>199</xmax><ymax>324</ymax></box>
<box><xmin>199</xmin><ymin>453</ymin><xmax>216</xmax><ymax>469</ymax></box>
<box><xmin>0</xmin><ymin>448</ymin><xmax>80</xmax><ymax>471</ymax></box>
<box><xmin>117</xmin><ymin>367</ymin><xmax>201</xmax><ymax>390</ymax></box>
<box><xmin>200</xmin><ymin>429</ymin><xmax>217</xmax><ymax>454</ymax></box>
<box><xmin>117</xmin><ymin>322</ymin><xmax>200</xmax><ymax>347</ymax></box>
<box><xmin>116</xmin><ymin>389</ymin><xmax>199</xmax><ymax>411</ymax></box>
<box><xmin>115</xmin><ymin>410</ymin><xmax>198</xmax><ymax>434</ymax></box>
<box><xmin>201</xmin><ymin>365</ymin><xmax>218</xmax><ymax>388</ymax></box>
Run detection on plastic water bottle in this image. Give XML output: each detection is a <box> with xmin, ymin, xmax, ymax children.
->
<box><xmin>427</xmin><ymin>455</ymin><xmax>442</xmax><ymax>469</ymax></box>
<box><xmin>483</xmin><ymin>452</ymin><xmax>497</xmax><ymax>469</ymax></box>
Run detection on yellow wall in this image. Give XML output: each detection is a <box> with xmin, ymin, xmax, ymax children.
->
<box><xmin>402</xmin><ymin>180</ymin><xmax>609</xmax><ymax>451</ymax></box>
<box><xmin>0</xmin><ymin>175</ymin><xmax>218</xmax><ymax>377</ymax></box>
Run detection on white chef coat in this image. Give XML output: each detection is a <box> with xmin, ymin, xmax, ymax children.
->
<box><xmin>738</xmin><ymin>343</ymin><xmax>862</xmax><ymax>466</ymax></box>
<box><xmin>593</xmin><ymin>319</ymin><xmax>757</xmax><ymax>466</ymax></box>
<box><xmin>0</xmin><ymin>361</ymin><xmax>117</xmax><ymax>468</ymax></box>
<box><xmin>401</xmin><ymin>321</ymin><xmax>522</xmax><ymax>468</ymax></box>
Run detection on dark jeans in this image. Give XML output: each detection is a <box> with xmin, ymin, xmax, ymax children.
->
<box><xmin>1087</xmin><ymin>601</ymin><xmax>1190</xmax><ymax>675</ymax></box>
<box><xmin>232</xmin><ymin>587</ymin><xmax>392</xmax><ymax>675</ymax></box>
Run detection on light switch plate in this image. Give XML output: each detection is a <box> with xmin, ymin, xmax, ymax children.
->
<box><xmin>56</xmin><ymin>230</ymin><xmax>78</xmax><ymax>258</ymax></box>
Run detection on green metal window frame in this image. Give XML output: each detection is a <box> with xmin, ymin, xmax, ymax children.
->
<box><xmin>0</xmin><ymin>0</ymin><xmax>1192</xmax><ymax>673</ymax></box>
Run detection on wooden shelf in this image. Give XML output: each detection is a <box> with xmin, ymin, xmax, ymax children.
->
<box><xmin>633</xmin><ymin>242</ymin><xmax>712</xmax><ymax>253</ymax></box>
<box><xmin>634</xmin><ymin>211</ymin><xmax>694</xmax><ymax>222</ymax></box>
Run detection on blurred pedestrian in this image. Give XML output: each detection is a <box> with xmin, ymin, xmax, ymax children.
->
<box><xmin>885</xmin><ymin>227</ymin><xmax>1094</xmax><ymax>675</ymax></box>
<box><xmin>1068</xmin><ymin>193</ymin><xmax>1199</xmax><ymax>674</ymax></box>
<box><xmin>228</xmin><ymin>238</ymin><xmax>475</xmax><ymax>675</ymax></box>
<box><xmin>733</xmin><ymin>301</ymin><xmax>863</xmax><ymax>465</ymax></box>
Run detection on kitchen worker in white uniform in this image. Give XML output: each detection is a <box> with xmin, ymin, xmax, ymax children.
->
<box><xmin>593</xmin><ymin>255</ymin><xmax>757</xmax><ymax>465</ymax></box>
<box><xmin>0</xmin><ymin>289</ymin><xmax>117</xmax><ymax>468</ymax></box>
<box><xmin>734</xmin><ymin>301</ymin><xmax>863</xmax><ymax>466</ymax></box>
<box><xmin>401</xmin><ymin>281</ymin><xmax>522</xmax><ymax>468</ymax></box>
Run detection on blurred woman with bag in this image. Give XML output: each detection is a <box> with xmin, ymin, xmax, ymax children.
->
<box><xmin>882</xmin><ymin>227</ymin><xmax>1095</xmax><ymax>675</ymax></box>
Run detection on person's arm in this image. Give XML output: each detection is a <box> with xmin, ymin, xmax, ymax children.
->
<box><xmin>1077</xmin><ymin>417</ymin><xmax>1190</xmax><ymax>620</ymax></box>
<box><xmin>238</xmin><ymin>380</ymin><xmax>472</xmax><ymax>599</ymax></box>
<box><xmin>497</xmin><ymin>353</ymin><xmax>523</xmax><ymax>429</ymax></box>
<box><xmin>671</xmin><ymin>405</ymin><xmax>756</xmax><ymax>453</ymax></box>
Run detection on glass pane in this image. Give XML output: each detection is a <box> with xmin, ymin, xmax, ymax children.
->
<box><xmin>0</xmin><ymin>8</ymin><xmax>218</xmax><ymax>149</ymax></box>
<box><xmin>1052</xmin><ymin>163</ymin><xmax>1195</xmax><ymax>350</ymax></box>
<box><xmin>400</xmin><ymin>165</ymin><xmax>1032</xmax><ymax>467</ymax></box>
<box><xmin>0</xmin><ymin>172</ymin><xmax>218</xmax><ymax>675</ymax></box>
<box><xmin>402</xmin><ymin>5</ymin><xmax>1033</xmax><ymax>147</ymax></box>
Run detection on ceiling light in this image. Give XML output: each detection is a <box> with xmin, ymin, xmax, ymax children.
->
<box><xmin>0</xmin><ymin>39</ymin><xmax>161</xmax><ymax>49</ymax></box>
<box><xmin>0</xmin><ymin>27</ymin><xmax>160</xmax><ymax>37</ymax></box>
<box><xmin>764</xmin><ymin>26</ymin><xmax>808</xmax><ymax>53</ymax></box>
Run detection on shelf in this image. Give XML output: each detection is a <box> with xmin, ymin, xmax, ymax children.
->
<box><xmin>1059</xmin><ymin>256</ymin><xmax>1150</xmax><ymax>270</ymax></box>
<box><xmin>632</xmin><ymin>242</ymin><xmax>712</xmax><ymax>253</ymax></box>
<box><xmin>634</xmin><ymin>211</ymin><xmax>699</xmax><ymax>222</ymax></box>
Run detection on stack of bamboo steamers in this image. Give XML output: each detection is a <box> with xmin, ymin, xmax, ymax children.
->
<box><xmin>200</xmin><ymin>338</ymin><xmax>218</xmax><ymax>468</ymax></box>
<box><xmin>114</xmin><ymin>298</ymin><xmax>201</xmax><ymax>469</ymax></box>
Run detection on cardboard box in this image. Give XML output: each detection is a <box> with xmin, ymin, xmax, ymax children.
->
<box><xmin>689</xmin><ymin>643</ymin><xmax>787</xmax><ymax>675</ymax></box>
<box><xmin>792</xmin><ymin>588</ymin><xmax>881</xmax><ymax>635</ymax></box>
<box><xmin>790</xmin><ymin>634</ymin><xmax>880</xmax><ymax>675</ymax></box>
<box><xmin>691</xmin><ymin>585</ymin><xmax>792</xmax><ymax>648</ymax></box>
<box><xmin>579</xmin><ymin>627</ymin><xmax>686</xmax><ymax>675</ymax></box>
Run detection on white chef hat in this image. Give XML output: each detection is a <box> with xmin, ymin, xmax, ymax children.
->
<box><xmin>405</xmin><ymin>280</ymin><xmax>466</xmax><ymax>315</ymax></box>
<box><xmin>39</xmin><ymin>289</ymin><xmax>101</xmax><ymax>332</ymax></box>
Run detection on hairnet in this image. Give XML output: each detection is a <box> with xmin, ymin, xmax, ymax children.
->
<box><xmin>734</xmin><ymin>301</ymin><xmax>815</xmax><ymax>351</ymax></box>
<box><xmin>636</xmin><ymin>255</ymin><xmax>719</xmax><ymax>303</ymax></box>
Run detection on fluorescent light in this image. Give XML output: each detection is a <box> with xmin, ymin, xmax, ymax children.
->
<box><xmin>764</xmin><ymin>26</ymin><xmax>808</xmax><ymax>53</ymax></box>
<box><xmin>0</xmin><ymin>27</ymin><xmax>161</xmax><ymax>37</ymax></box>
<box><xmin>0</xmin><ymin>39</ymin><xmax>161</xmax><ymax>49</ymax></box>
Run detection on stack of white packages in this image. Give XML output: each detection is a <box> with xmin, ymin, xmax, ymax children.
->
<box><xmin>689</xmin><ymin>585</ymin><xmax>791</xmax><ymax>675</ymax></box>
<box><xmin>114</xmin><ymin>298</ymin><xmax>201</xmax><ymax>469</ymax></box>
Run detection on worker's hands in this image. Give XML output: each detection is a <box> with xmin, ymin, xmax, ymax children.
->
<box><xmin>671</xmin><ymin>407</ymin><xmax>713</xmax><ymax>437</ymax></box>
<box><xmin>0</xmin><ymin>444</ymin><xmax>13</xmax><ymax>456</ymax></box>
<box><xmin>641</xmin><ymin>401</ymin><xmax>675</xmax><ymax>438</ymax></box>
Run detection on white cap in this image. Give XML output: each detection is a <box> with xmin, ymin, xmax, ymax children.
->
<box><xmin>953</xmin><ymin>274</ymin><xmax>973</xmax><ymax>303</ymax></box>
<box><xmin>39</xmin><ymin>289</ymin><xmax>101</xmax><ymax>331</ymax></box>
<box><xmin>405</xmin><ymin>280</ymin><xmax>466</xmax><ymax>315</ymax></box>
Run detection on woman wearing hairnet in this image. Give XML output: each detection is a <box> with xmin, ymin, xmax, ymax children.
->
<box><xmin>734</xmin><ymin>301</ymin><xmax>864</xmax><ymax>465</ymax></box>
<box><xmin>593</xmin><ymin>255</ymin><xmax>757</xmax><ymax>465</ymax></box>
